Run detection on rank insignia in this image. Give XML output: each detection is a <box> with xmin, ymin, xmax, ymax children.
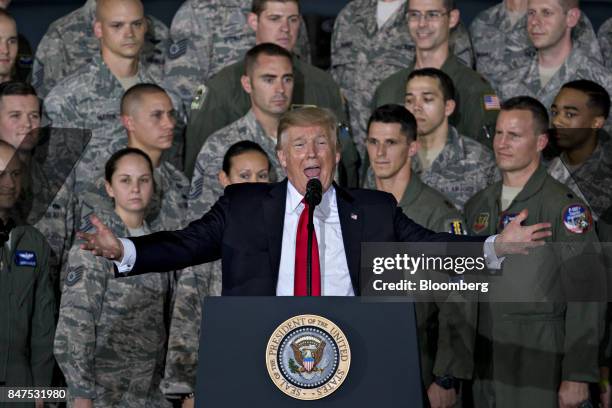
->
<box><xmin>168</xmin><ymin>39</ymin><xmax>187</xmax><ymax>60</ymax></box>
<box><xmin>472</xmin><ymin>212</ymin><xmax>490</xmax><ymax>233</ymax></box>
<box><xmin>563</xmin><ymin>204</ymin><xmax>592</xmax><ymax>234</ymax></box>
<box><xmin>448</xmin><ymin>220</ymin><xmax>466</xmax><ymax>235</ymax></box>
<box><xmin>65</xmin><ymin>266</ymin><xmax>84</xmax><ymax>287</ymax></box>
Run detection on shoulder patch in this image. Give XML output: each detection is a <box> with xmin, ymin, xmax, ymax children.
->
<box><xmin>190</xmin><ymin>84</ymin><xmax>208</xmax><ymax>111</ymax></box>
<box><xmin>65</xmin><ymin>266</ymin><xmax>84</xmax><ymax>287</ymax></box>
<box><xmin>14</xmin><ymin>250</ymin><xmax>37</xmax><ymax>267</ymax></box>
<box><xmin>168</xmin><ymin>39</ymin><xmax>188</xmax><ymax>60</ymax></box>
<box><xmin>483</xmin><ymin>94</ymin><xmax>500</xmax><ymax>111</ymax></box>
<box><xmin>448</xmin><ymin>219</ymin><xmax>466</xmax><ymax>235</ymax></box>
<box><xmin>562</xmin><ymin>203</ymin><xmax>592</xmax><ymax>234</ymax></box>
<box><xmin>472</xmin><ymin>212</ymin><xmax>490</xmax><ymax>233</ymax></box>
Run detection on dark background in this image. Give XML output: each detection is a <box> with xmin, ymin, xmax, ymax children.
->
<box><xmin>9</xmin><ymin>0</ymin><xmax>612</xmax><ymax>69</ymax></box>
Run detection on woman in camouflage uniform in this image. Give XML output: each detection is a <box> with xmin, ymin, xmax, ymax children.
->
<box><xmin>54</xmin><ymin>148</ymin><xmax>174</xmax><ymax>408</ymax></box>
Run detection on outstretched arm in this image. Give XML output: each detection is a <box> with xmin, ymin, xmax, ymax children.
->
<box><xmin>78</xmin><ymin>194</ymin><xmax>228</xmax><ymax>276</ymax></box>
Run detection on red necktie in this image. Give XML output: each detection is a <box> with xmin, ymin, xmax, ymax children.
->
<box><xmin>294</xmin><ymin>200</ymin><xmax>321</xmax><ymax>296</ymax></box>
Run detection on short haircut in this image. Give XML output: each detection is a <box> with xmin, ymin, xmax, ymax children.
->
<box><xmin>408</xmin><ymin>0</ymin><xmax>455</xmax><ymax>10</ymax></box>
<box><xmin>251</xmin><ymin>0</ymin><xmax>299</xmax><ymax>15</ymax></box>
<box><xmin>0</xmin><ymin>81</ymin><xmax>38</xmax><ymax>104</ymax></box>
<box><xmin>96</xmin><ymin>0</ymin><xmax>143</xmax><ymax>20</ymax></box>
<box><xmin>222</xmin><ymin>140</ymin><xmax>271</xmax><ymax>173</ymax></box>
<box><xmin>367</xmin><ymin>104</ymin><xmax>417</xmax><ymax>142</ymax></box>
<box><xmin>120</xmin><ymin>83</ymin><xmax>167</xmax><ymax>115</ymax></box>
<box><xmin>406</xmin><ymin>68</ymin><xmax>456</xmax><ymax>102</ymax></box>
<box><xmin>105</xmin><ymin>147</ymin><xmax>154</xmax><ymax>183</ymax></box>
<box><xmin>276</xmin><ymin>107</ymin><xmax>338</xmax><ymax>150</ymax></box>
<box><xmin>561</xmin><ymin>79</ymin><xmax>610</xmax><ymax>119</ymax></box>
<box><xmin>244</xmin><ymin>42</ymin><xmax>293</xmax><ymax>76</ymax></box>
<box><xmin>501</xmin><ymin>96</ymin><xmax>550</xmax><ymax>135</ymax></box>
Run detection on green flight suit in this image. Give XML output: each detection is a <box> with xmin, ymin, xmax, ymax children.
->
<box><xmin>372</xmin><ymin>55</ymin><xmax>499</xmax><ymax>148</ymax></box>
<box><xmin>464</xmin><ymin>164</ymin><xmax>604</xmax><ymax>407</ymax></box>
<box><xmin>0</xmin><ymin>225</ymin><xmax>55</xmax><ymax>407</ymax></box>
<box><xmin>184</xmin><ymin>55</ymin><xmax>359</xmax><ymax>187</ymax></box>
<box><xmin>399</xmin><ymin>175</ymin><xmax>477</xmax><ymax>392</ymax></box>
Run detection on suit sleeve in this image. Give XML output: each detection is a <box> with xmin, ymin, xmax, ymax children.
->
<box><xmin>126</xmin><ymin>193</ymin><xmax>228</xmax><ymax>276</ymax></box>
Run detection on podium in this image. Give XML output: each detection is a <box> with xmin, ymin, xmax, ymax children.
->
<box><xmin>195</xmin><ymin>297</ymin><xmax>424</xmax><ymax>407</ymax></box>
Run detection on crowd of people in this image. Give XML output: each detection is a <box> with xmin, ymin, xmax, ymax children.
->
<box><xmin>0</xmin><ymin>0</ymin><xmax>612</xmax><ymax>407</ymax></box>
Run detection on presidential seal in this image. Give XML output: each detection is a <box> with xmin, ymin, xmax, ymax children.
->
<box><xmin>265</xmin><ymin>315</ymin><xmax>351</xmax><ymax>400</ymax></box>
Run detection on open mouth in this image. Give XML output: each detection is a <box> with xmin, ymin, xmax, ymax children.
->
<box><xmin>304</xmin><ymin>166</ymin><xmax>321</xmax><ymax>178</ymax></box>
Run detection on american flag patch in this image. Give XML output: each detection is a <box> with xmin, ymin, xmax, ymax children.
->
<box><xmin>483</xmin><ymin>94</ymin><xmax>500</xmax><ymax>110</ymax></box>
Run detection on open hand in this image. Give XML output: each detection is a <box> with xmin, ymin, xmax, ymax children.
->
<box><xmin>77</xmin><ymin>215</ymin><xmax>124</xmax><ymax>260</ymax></box>
<box><xmin>495</xmin><ymin>209</ymin><xmax>552</xmax><ymax>256</ymax></box>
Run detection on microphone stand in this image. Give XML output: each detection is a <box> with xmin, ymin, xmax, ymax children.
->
<box><xmin>307</xmin><ymin>202</ymin><xmax>315</xmax><ymax>296</ymax></box>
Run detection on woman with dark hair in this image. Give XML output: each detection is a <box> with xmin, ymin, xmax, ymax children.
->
<box><xmin>54</xmin><ymin>148</ymin><xmax>173</xmax><ymax>408</ymax></box>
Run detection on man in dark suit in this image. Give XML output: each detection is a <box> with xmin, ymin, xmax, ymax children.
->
<box><xmin>80</xmin><ymin>107</ymin><xmax>551</xmax><ymax>295</ymax></box>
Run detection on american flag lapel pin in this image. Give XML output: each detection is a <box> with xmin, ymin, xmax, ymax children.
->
<box><xmin>351</xmin><ymin>213</ymin><xmax>358</xmax><ymax>220</ymax></box>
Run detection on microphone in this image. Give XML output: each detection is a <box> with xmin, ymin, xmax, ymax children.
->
<box><xmin>304</xmin><ymin>178</ymin><xmax>322</xmax><ymax>296</ymax></box>
<box><xmin>305</xmin><ymin>178</ymin><xmax>322</xmax><ymax>207</ymax></box>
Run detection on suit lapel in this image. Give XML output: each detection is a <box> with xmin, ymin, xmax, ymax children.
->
<box><xmin>335</xmin><ymin>184</ymin><xmax>363</xmax><ymax>294</ymax></box>
<box><xmin>263</xmin><ymin>180</ymin><xmax>288</xmax><ymax>284</ymax></box>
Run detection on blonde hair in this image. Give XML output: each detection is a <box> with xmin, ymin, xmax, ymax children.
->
<box><xmin>276</xmin><ymin>107</ymin><xmax>339</xmax><ymax>150</ymax></box>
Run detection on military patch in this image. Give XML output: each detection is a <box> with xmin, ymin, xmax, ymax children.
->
<box><xmin>562</xmin><ymin>204</ymin><xmax>592</xmax><ymax>234</ymax></box>
<box><xmin>190</xmin><ymin>84</ymin><xmax>208</xmax><ymax>111</ymax></box>
<box><xmin>65</xmin><ymin>266</ymin><xmax>84</xmax><ymax>287</ymax></box>
<box><xmin>483</xmin><ymin>94</ymin><xmax>500</xmax><ymax>111</ymax></box>
<box><xmin>498</xmin><ymin>212</ymin><xmax>519</xmax><ymax>230</ymax></box>
<box><xmin>266</xmin><ymin>314</ymin><xmax>351</xmax><ymax>400</ymax></box>
<box><xmin>168</xmin><ymin>39</ymin><xmax>188</xmax><ymax>60</ymax></box>
<box><xmin>448</xmin><ymin>219</ymin><xmax>466</xmax><ymax>235</ymax></box>
<box><xmin>472</xmin><ymin>212</ymin><xmax>490</xmax><ymax>233</ymax></box>
<box><xmin>14</xmin><ymin>251</ymin><xmax>37</xmax><ymax>267</ymax></box>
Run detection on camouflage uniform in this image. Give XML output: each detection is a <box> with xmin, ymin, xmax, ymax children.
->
<box><xmin>0</xmin><ymin>225</ymin><xmax>55</xmax><ymax>404</ymax></box>
<box><xmin>31</xmin><ymin>0</ymin><xmax>168</xmax><ymax>98</ymax></box>
<box><xmin>398</xmin><ymin>175</ymin><xmax>477</xmax><ymax>389</ymax></box>
<box><xmin>598</xmin><ymin>18</ymin><xmax>612</xmax><ymax>69</ymax></box>
<box><xmin>497</xmin><ymin>46</ymin><xmax>612</xmax><ymax>127</ymax></box>
<box><xmin>412</xmin><ymin>126</ymin><xmax>498</xmax><ymax>210</ymax></box>
<box><xmin>188</xmin><ymin>110</ymin><xmax>282</xmax><ymax>220</ymax></box>
<box><xmin>464</xmin><ymin>164</ymin><xmax>603</xmax><ymax>407</ymax></box>
<box><xmin>470</xmin><ymin>4</ymin><xmax>602</xmax><ymax>93</ymax></box>
<box><xmin>164</xmin><ymin>0</ymin><xmax>311</xmax><ymax>109</ymax></box>
<box><xmin>331</xmin><ymin>0</ymin><xmax>475</xmax><ymax>153</ymax></box>
<box><xmin>40</xmin><ymin>56</ymin><xmax>158</xmax><ymax>283</ymax></box>
<box><xmin>547</xmin><ymin>129</ymin><xmax>612</xmax><ymax>220</ymax></box>
<box><xmin>372</xmin><ymin>55</ymin><xmax>500</xmax><ymax>148</ymax></box>
<box><xmin>183</xmin><ymin>55</ymin><xmax>359</xmax><ymax>187</ymax></box>
<box><xmin>54</xmin><ymin>208</ymin><xmax>174</xmax><ymax>407</ymax></box>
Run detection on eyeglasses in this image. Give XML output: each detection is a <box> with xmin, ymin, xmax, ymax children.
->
<box><xmin>407</xmin><ymin>10</ymin><xmax>449</xmax><ymax>22</ymax></box>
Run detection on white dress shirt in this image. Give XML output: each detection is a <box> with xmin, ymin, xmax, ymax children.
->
<box><xmin>276</xmin><ymin>183</ymin><xmax>354</xmax><ymax>296</ymax></box>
